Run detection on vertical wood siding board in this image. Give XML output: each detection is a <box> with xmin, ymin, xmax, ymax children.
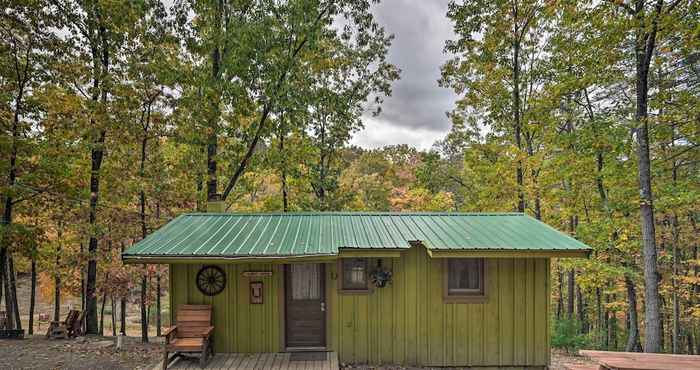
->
<box><xmin>405</xmin><ymin>247</ymin><xmax>417</xmax><ymax>365</ymax></box>
<box><xmin>533</xmin><ymin>258</ymin><xmax>546</xmax><ymax>365</ymax></box>
<box><xmin>381</xmin><ymin>259</ymin><xmax>393</xmax><ymax>364</ymax></box>
<box><xmin>455</xmin><ymin>297</ymin><xmax>468</xmax><ymax>365</ymax></box>
<box><xmin>418</xmin><ymin>246</ymin><xmax>428</xmax><ymax>365</ymax></box>
<box><xmin>428</xmin><ymin>257</ymin><xmax>440</xmax><ymax>365</ymax></box>
<box><xmin>546</xmin><ymin>258</ymin><xmax>551</xmax><ymax>366</ymax></box>
<box><xmin>340</xmin><ymin>294</ymin><xmax>352</xmax><ymax>363</ymax></box>
<box><xmin>245</xmin><ymin>263</ymin><xmax>254</xmax><ymax>352</ymax></box>
<box><xmin>514</xmin><ymin>259</ymin><xmax>527</xmax><ymax>365</ymax></box>
<box><xmin>211</xmin><ymin>264</ymin><xmax>222</xmax><ymax>353</ymax></box>
<box><xmin>525</xmin><ymin>259</ymin><xmax>534</xmax><ymax>365</ymax></box>
<box><xmin>328</xmin><ymin>263</ymin><xmax>335</xmax><ymax>352</ymax></box>
<box><xmin>362</xmin><ymin>292</ymin><xmax>370</xmax><ymax>363</ymax></box>
<box><xmin>226</xmin><ymin>264</ymin><xmax>233</xmax><ymax>353</ymax></box>
<box><xmin>266</xmin><ymin>263</ymin><xmax>273</xmax><ymax>351</ymax></box>
<box><xmin>237</xmin><ymin>263</ymin><xmax>249</xmax><ymax>353</ymax></box>
<box><xmin>389</xmin><ymin>257</ymin><xmax>396</xmax><ymax>364</ymax></box>
<box><xmin>396</xmin><ymin>256</ymin><xmax>406</xmax><ymax>365</ymax></box>
<box><xmin>484</xmin><ymin>259</ymin><xmax>499</xmax><ymax>365</ymax></box>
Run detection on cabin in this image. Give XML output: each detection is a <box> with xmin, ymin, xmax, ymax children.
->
<box><xmin>122</xmin><ymin>208</ymin><xmax>590</xmax><ymax>369</ymax></box>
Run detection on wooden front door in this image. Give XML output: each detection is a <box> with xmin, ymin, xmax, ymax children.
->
<box><xmin>285</xmin><ymin>263</ymin><xmax>326</xmax><ymax>348</ymax></box>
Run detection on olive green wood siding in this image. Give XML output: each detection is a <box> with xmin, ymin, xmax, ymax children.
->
<box><xmin>327</xmin><ymin>247</ymin><xmax>550</xmax><ymax>367</ymax></box>
<box><xmin>170</xmin><ymin>263</ymin><xmax>282</xmax><ymax>353</ymax></box>
<box><xmin>169</xmin><ymin>247</ymin><xmax>550</xmax><ymax>367</ymax></box>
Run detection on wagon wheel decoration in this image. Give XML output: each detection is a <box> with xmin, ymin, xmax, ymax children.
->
<box><xmin>196</xmin><ymin>266</ymin><xmax>226</xmax><ymax>296</ymax></box>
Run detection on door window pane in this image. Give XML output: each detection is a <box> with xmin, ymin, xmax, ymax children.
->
<box><xmin>290</xmin><ymin>264</ymin><xmax>320</xmax><ymax>300</ymax></box>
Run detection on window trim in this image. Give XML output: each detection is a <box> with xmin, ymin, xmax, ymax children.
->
<box><xmin>443</xmin><ymin>258</ymin><xmax>488</xmax><ymax>304</ymax></box>
<box><xmin>337</xmin><ymin>258</ymin><xmax>370</xmax><ymax>294</ymax></box>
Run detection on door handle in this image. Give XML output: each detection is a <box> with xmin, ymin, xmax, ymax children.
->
<box><xmin>320</xmin><ymin>302</ymin><xmax>326</xmax><ymax>312</ymax></box>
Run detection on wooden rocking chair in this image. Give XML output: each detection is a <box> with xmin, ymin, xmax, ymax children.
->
<box><xmin>162</xmin><ymin>304</ymin><xmax>214</xmax><ymax>369</ymax></box>
<box><xmin>46</xmin><ymin>309</ymin><xmax>85</xmax><ymax>339</ymax></box>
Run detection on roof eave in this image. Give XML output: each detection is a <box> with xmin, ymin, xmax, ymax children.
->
<box><xmin>426</xmin><ymin>248</ymin><xmax>591</xmax><ymax>259</ymax></box>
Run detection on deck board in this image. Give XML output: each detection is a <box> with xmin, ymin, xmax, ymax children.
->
<box><xmin>580</xmin><ymin>350</ymin><xmax>700</xmax><ymax>370</ymax></box>
<box><xmin>155</xmin><ymin>352</ymin><xmax>339</xmax><ymax>370</ymax></box>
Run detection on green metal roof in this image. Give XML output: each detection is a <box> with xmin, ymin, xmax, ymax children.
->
<box><xmin>122</xmin><ymin>212</ymin><xmax>591</xmax><ymax>260</ymax></box>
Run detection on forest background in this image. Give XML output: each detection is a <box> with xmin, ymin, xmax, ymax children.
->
<box><xmin>1</xmin><ymin>0</ymin><xmax>698</xmax><ymax>356</ymax></box>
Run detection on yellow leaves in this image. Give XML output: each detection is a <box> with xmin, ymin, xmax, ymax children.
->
<box><xmin>388</xmin><ymin>187</ymin><xmax>456</xmax><ymax>212</ymax></box>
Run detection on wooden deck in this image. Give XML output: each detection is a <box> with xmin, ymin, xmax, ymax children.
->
<box><xmin>580</xmin><ymin>350</ymin><xmax>700</xmax><ymax>370</ymax></box>
<box><xmin>156</xmin><ymin>352</ymin><xmax>339</xmax><ymax>370</ymax></box>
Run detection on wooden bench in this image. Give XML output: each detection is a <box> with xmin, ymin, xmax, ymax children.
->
<box><xmin>163</xmin><ymin>304</ymin><xmax>214</xmax><ymax>369</ymax></box>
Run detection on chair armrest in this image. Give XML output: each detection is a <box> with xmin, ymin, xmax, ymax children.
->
<box><xmin>162</xmin><ymin>326</ymin><xmax>177</xmax><ymax>342</ymax></box>
<box><xmin>201</xmin><ymin>326</ymin><xmax>214</xmax><ymax>338</ymax></box>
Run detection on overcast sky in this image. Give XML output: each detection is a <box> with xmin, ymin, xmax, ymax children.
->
<box><xmin>350</xmin><ymin>0</ymin><xmax>457</xmax><ymax>151</ymax></box>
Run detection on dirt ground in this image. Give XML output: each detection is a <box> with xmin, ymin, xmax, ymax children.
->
<box><xmin>550</xmin><ymin>349</ymin><xmax>597</xmax><ymax>370</ymax></box>
<box><xmin>0</xmin><ymin>342</ymin><xmax>597</xmax><ymax>370</ymax></box>
<box><xmin>11</xmin><ymin>272</ymin><xmax>169</xmax><ymax>337</ymax></box>
<box><xmin>0</xmin><ymin>337</ymin><xmax>595</xmax><ymax>370</ymax></box>
<box><xmin>0</xmin><ymin>335</ymin><xmax>162</xmax><ymax>370</ymax></box>
<box><xmin>5</xmin><ymin>274</ymin><xmax>596</xmax><ymax>370</ymax></box>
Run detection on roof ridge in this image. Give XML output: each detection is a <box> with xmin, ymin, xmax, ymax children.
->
<box><xmin>182</xmin><ymin>212</ymin><xmax>527</xmax><ymax>217</ymax></box>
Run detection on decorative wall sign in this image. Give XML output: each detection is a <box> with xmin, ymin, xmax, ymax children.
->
<box><xmin>242</xmin><ymin>271</ymin><xmax>272</xmax><ymax>278</ymax></box>
<box><xmin>196</xmin><ymin>265</ymin><xmax>226</xmax><ymax>296</ymax></box>
<box><xmin>250</xmin><ymin>282</ymin><xmax>264</xmax><ymax>304</ymax></box>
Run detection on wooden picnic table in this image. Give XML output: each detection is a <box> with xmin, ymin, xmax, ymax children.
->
<box><xmin>580</xmin><ymin>350</ymin><xmax>700</xmax><ymax>370</ymax></box>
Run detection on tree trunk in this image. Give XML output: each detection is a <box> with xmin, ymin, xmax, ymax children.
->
<box><xmin>139</xmin><ymin>132</ymin><xmax>149</xmax><ymax>343</ymax></box>
<box><xmin>111</xmin><ymin>296</ymin><xmax>116</xmax><ymax>336</ymax></box>
<box><xmin>577</xmin><ymin>285</ymin><xmax>588</xmax><ymax>334</ymax></box>
<box><xmin>671</xmin><ymin>214</ymin><xmax>680</xmax><ymax>353</ymax></box>
<box><xmin>54</xmin><ymin>228</ymin><xmax>62</xmax><ymax>322</ymax></box>
<box><xmin>206</xmin><ymin>0</ymin><xmax>224</xmax><ymax>202</ymax></box>
<box><xmin>687</xmin><ymin>332</ymin><xmax>695</xmax><ymax>355</ymax></box>
<box><xmin>1</xmin><ymin>250</ymin><xmax>12</xmax><ymax>330</ymax></box>
<box><xmin>6</xmin><ymin>254</ymin><xmax>21</xmax><ymax>329</ymax></box>
<box><xmin>120</xmin><ymin>296</ymin><xmax>127</xmax><ymax>336</ymax></box>
<box><xmin>141</xmin><ymin>267</ymin><xmax>148</xmax><ymax>343</ymax></box>
<box><xmin>28</xmin><ymin>256</ymin><xmax>36</xmax><ymax>335</ymax></box>
<box><xmin>512</xmin><ymin>40</ymin><xmax>525</xmax><ymax>213</ymax></box>
<box><xmin>625</xmin><ymin>275</ymin><xmax>642</xmax><ymax>352</ymax></box>
<box><xmin>611</xmin><ymin>293</ymin><xmax>618</xmax><ymax>350</ymax></box>
<box><xmin>81</xmin><ymin>242</ymin><xmax>86</xmax><ymax>311</ymax></box>
<box><xmin>557</xmin><ymin>269</ymin><xmax>563</xmax><ymax>320</ymax></box>
<box><xmin>1</xmin><ymin>74</ymin><xmax>23</xmax><ymax>331</ymax></box>
<box><xmin>119</xmin><ymin>243</ymin><xmax>127</xmax><ymax>336</ymax></box>
<box><xmin>632</xmin><ymin>0</ymin><xmax>662</xmax><ymax>352</ymax></box>
<box><xmin>567</xmin><ymin>269</ymin><xmax>575</xmax><ymax>320</ymax></box>
<box><xmin>596</xmin><ymin>287</ymin><xmax>603</xmax><ymax>346</ymax></box>
<box><xmin>0</xmin><ymin>254</ymin><xmax>3</xmax><ymax>319</ymax></box>
<box><xmin>99</xmin><ymin>288</ymin><xmax>107</xmax><ymax>336</ymax></box>
<box><xmin>156</xmin><ymin>272</ymin><xmax>161</xmax><ymax>337</ymax></box>
<box><xmin>278</xmin><ymin>125</ymin><xmax>289</xmax><ymax>212</ymax></box>
<box><xmin>601</xmin><ymin>294</ymin><xmax>611</xmax><ymax>351</ymax></box>
<box><xmin>85</xmin><ymin>10</ymin><xmax>111</xmax><ymax>333</ymax></box>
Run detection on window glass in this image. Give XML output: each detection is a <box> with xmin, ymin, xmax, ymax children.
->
<box><xmin>290</xmin><ymin>264</ymin><xmax>321</xmax><ymax>300</ymax></box>
<box><xmin>342</xmin><ymin>258</ymin><xmax>368</xmax><ymax>290</ymax></box>
<box><xmin>447</xmin><ymin>258</ymin><xmax>484</xmax><ymax>295</ymax></box>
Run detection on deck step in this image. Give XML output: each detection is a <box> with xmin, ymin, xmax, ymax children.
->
<box><xmin>564</xmin><ymin>364</ymin><xmax>600</xmax><ymax>370</ymax></box>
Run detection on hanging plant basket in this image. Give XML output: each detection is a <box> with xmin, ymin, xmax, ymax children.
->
<box><xmin>369</xmin><ymin>259</ymin><xmax>392</xmax><ymax>288</ymax></box>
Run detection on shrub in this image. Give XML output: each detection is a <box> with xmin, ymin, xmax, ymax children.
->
<box><xmin>551</xmin><ymin>318</ymin><xmax>592</xmax><ymax>353</ymax></box>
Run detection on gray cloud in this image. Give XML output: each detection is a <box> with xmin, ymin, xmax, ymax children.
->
<box><xmin>354</xmin><ymin>0</ymin><xmax>457</xmax><ymax>149</ymax></box>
